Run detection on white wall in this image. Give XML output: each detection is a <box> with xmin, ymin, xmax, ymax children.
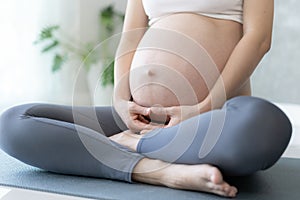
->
<box><xmin>75</xmin><ymin>0</ymin><xmax>127</xmax><ymax>106</ymax></box>
<box><xmin>0</xmin><ymin>0</ymin><xmax>127</xmax><ymax>113</ymax></box>
<box><xmin>252</xmin><ymin>0</ymin><xmax>300</xmax><ymax>104</ymax></box>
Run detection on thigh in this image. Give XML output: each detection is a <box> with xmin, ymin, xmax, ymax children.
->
<box><xmin>24</xmin><ymin>103</ymin><xmax>127</xmax><ymax>136</ymax></box>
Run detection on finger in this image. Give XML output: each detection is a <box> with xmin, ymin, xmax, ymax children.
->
<box><xmin>127</xmin><ymin>123</ymin><xmax>142</xmax><ymax>133</ymax></box>
<box><xmin>138</xmin><ymin>115</ymin><xmax>150</xmax><ymax>124</ymax></box>
<box><xmin>134</xmin><ymin>120</ymin><xmax>150</xmax><ymax>127</ymax></box>
<box><xmin>129</xmin><ymin>102</ymin><xmax>150</xmax><ymax>115</ymax></box>
<box><xmin>150</xmin><ymin>106</ymin><xmax>172</xmax><ymax>115</ymax></box>
<box><xmin>128</xmin><ymin>117</ymin><xmax>161</xmax><ymax>132</ymax></box>
<box><xmin>127</xmin><ymin>119</ymin><xmax>148</xmax><ymax>132</ymax></box>
<box><xmin>150</xmin><ymin>107</ymin><xmax>166</xmax><ymax>115</ymax></box>
<box><xmin>132</xmin><ymin>120</ymin><xmax>158</xmax><ymax>131</ymax></box>
<box><xmin>149</xmin><ymin>122</ymin><xmax>164</xmax><ymax>127</ymax></box>
<box><xmin>143</xmin><ymin>123</ymin><xmax>161</xmax><ymax>130</ymax></box>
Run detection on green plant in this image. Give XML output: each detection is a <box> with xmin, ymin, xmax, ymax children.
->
<box><xmin>34</xmin><ymin>5</ymin><xmax>124</xmax><ymax>87</ymax></box>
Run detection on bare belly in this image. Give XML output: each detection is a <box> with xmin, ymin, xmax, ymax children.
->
<box><xmin>130</xmin><ymin>13</ymin><xmax>246</xmax><ymax>108</ymax></box>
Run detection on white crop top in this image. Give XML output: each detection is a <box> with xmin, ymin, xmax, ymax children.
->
<box><xmin>142</xmin><ymin>0</ymin><xmax>244</xmax><ymax>26</ymax></box>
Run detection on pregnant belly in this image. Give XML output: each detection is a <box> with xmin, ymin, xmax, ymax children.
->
<box><xmin>130</xmin><ymin>13</ymin><xmax>242</xmax><ymax>108</ymax></box>
<box><xmin>130</xmin><ymin>48</ymin><xmax>217</xmax><ymax>107</ymax></box>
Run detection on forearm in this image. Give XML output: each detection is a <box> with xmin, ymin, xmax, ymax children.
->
<box><xmin>199</xmin><ymin>34</ymin><xmax>271</xmax><ymax>113</ymax></box>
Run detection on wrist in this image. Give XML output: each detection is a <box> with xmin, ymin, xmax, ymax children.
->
<box><xmin>113</xmin><ymin>97</ymin><xmax>127</xmax><ymax>113</ymax></box>
<box><xmin>195</xmin><ymin>98</ymin><xmax>212</xmax><ymax>114</ymax></box>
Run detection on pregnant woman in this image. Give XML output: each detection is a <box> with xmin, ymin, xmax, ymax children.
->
<box><xmin>0</xmin><ymin>0</ymin><xmax>292</xmax><ymax>198</ymax></box>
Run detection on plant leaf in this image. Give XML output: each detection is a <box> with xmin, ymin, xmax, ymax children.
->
<box><xmin>40</xmin><ymin>25</ymin><xmax>59</xmax><ymax>40</ymax></box>
<box><xmin>41</xmin><ymin>40</ymin><xmax>59</xmax><ymax>53</ymax></box>
<box><xmin>101</xmin><ymin>60</ymin><xmax>114</xmax><ymax>87</ymax></box>
<box><xmin>100</xmin><ymin>5</ymin><xmax>114</xmax><ymax>19</ymax></box>
<box><xmin>34</xmin><ymin>25</ymin><xmax>59</xmax><ymax>44</ymax></box>
<box><xmin>52</xmin><ymin>54</ymin><xmax>65</xmax><ymax>72</ymax></box>
<box><xmin>99</xmin><ymin>5</ymin><xmax>116</xmax><ymax>35</ymax></box>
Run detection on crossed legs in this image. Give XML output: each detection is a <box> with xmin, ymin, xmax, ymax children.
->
<box><xmin>0</xmin><ymin>96</ymin><xmax>292</xmax><ymax>198</ymax></box>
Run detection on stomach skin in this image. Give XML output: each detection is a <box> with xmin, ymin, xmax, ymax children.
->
<box><xmin>129</xmin><ymin>13</ymin><xmax>249</xmax><ymax>110</ymax></box>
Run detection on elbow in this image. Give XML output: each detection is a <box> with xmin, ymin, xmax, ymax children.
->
<box><xmin>259</xmin><ymin>33</ymin><xmax>272</xmax><ymax>54</ymax></box>
<box><xmin>261</xmin><ymin>38</ymin><xmax>272</xmax><ymax>54</ymax></box>
<box><xmin>244</xmin><ymin>32</ymin><xmax>272</xmax><ymax>55</ymax></box>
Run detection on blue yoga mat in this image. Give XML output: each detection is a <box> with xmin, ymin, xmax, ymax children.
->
<box><xmin>0</xmin><ymin>150</ymin><xmax>299</xmax><ymax>200</ymax></box>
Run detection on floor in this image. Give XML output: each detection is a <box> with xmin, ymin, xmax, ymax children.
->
<box><xmin>0</xmin><ymin>187</ymin><xmax>92</xmax><ymax>200</ymax></box>
<box><xmin>0</xmin><ymin>103</ymin><xmax>299</xmax><ymax>200</ymax></box>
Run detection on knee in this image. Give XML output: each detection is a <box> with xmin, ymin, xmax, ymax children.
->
<box><xmin>251</xmin><ymin>97</ymin><xmax>292</xmax><ymax>140</ymax></box>
<box><xmin>0</xmin><ymin>104</ymin><xmax>37</xmax><ymax>156</ymax></box>
<box><xmin>225</xmin><ymin>96</ymin><xmax>292</xmax><ymax>137</ymax></box>
<box><xmin>252</xmin><ymin>98</ymin><xmax>293</xmax><ymax>168</ymax></box>
<box><xmin>222</xmin><ymin>96</ymin><xmax>292</xmax><ymax>173</ymax></box>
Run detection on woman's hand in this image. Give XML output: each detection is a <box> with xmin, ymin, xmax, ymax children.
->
<box><xmin>150</xmin><ymin>104</ymin><xmax>200</xmax><ymax>128</ymax></box>
<box><xmin>114</xmin><ymin>99</ymin><xmax>160</xmax><ymax>133</ymax></box>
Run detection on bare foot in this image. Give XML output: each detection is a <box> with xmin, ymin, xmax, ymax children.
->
<box><xmin>166</xmin><ymin>164</ymin><xmax>238</xmax><ymax>197</ymax></box>
<box><xmin>109</xmin><ymin>130</ymin><xmax>142</xmax><ymax>151</ymax></box>
<box><xmin>133</xmin><ymin>158</ymin><xmax>238</xmax><ymax>198</ymax></box>
<box><xmin>110</xmin><ymin>132</ymin><xmax>238</xmax><ymax>197</ymax></box>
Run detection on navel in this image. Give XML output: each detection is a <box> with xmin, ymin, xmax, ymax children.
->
<box><xmin>147</xmin><ymin>69</ymin><xmax>155</xmax><ymax>76</ymax></box>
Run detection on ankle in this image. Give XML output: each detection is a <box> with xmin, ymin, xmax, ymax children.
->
<box><xmin>109</xmin><ymin>131</ymin><xmax>141</xmax><ymax>151</ymax></box>
<box><xmin>159</xmin><ymin>164</ymin><xmax>185</xmax><ymax>188</ymax></box>
<box><xmin>132</xmin><ymin>158</ymin><xmax>170</xmax><ymax>185</ymax></box>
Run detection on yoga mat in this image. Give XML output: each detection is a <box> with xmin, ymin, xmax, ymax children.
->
<box><xmin>0</xmin><ymin>149</ymin><xmax>299</xmax><ymax>200</ymax></box>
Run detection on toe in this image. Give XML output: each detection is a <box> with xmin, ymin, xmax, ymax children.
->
<box><xmin>225</xmin><ymin>186</ymin><xmax>238</xmax><ymax>198</ymax></box>
<box><xmin>231</xmin><ymin>186</ymin><xmax>238</xmax><ymax>196</ymax></box>
<box><xmin>206</xmin><ymin>181</ymin><xmax>237</xmax><ymax>197</ymax></box>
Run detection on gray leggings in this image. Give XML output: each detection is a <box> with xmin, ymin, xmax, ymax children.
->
<box><xmin>0</xmin><ymin>96</ymin><xmax>292</xmax><ymax>182</ymax></box>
